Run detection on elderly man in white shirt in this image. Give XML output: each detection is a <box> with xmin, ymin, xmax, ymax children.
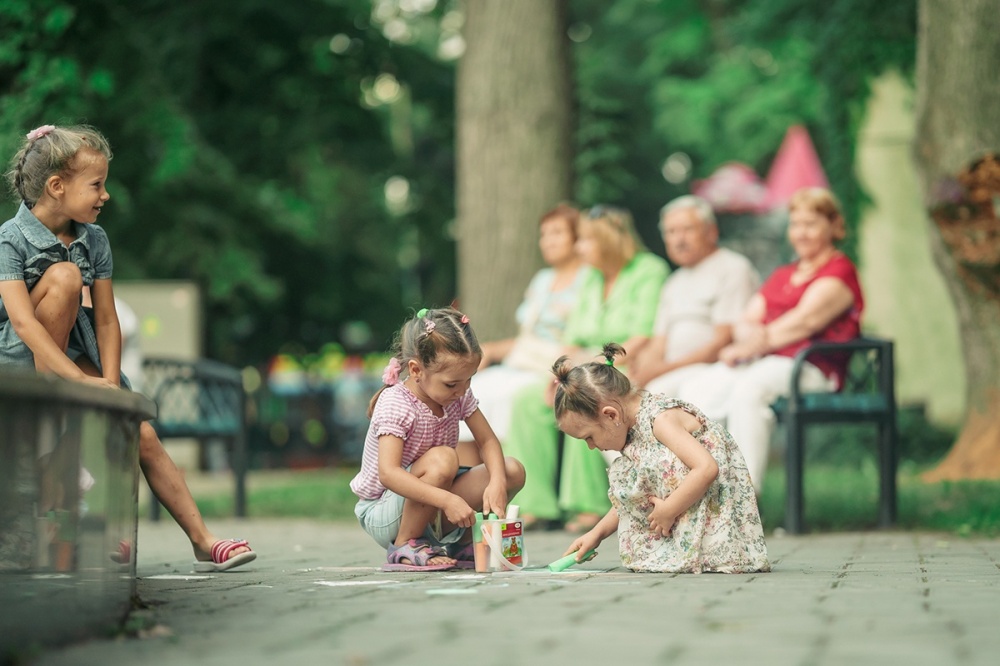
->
<box><xmin>629</xmin><ymin>195</ymin><xmax>759</xmax><ymax>396</ymax></box>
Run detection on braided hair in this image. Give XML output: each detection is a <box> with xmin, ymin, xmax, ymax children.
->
<box><xmin>5</xmin><ymin>125</ymin><xmax>112</xmax><ymax>208</ymax></box>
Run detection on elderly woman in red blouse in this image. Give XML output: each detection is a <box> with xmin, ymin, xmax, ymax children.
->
<box><xmin>678</xmin><ymin>187</ymin><xmax>864</xmax><ymax>492</ymax></box>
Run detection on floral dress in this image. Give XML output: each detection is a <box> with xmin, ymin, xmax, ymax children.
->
<box><xmin>608</xmin><ymin>393</ymin><xmax>770</xmax><ymax>573</ymax></box>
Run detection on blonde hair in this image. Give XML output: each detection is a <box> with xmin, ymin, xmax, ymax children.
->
<box><xmin>552</xmin><ymin>342</ymin><xmax>634</xmax><ymax>419</ymax></box>
<box><xmin>5</xmin><ymin>124</ymin><xmax>112</xmax><ymax>208</ymax></box>
<box><xmin>789</xmin><ymin>187</ymin><xmax>846</xmax><ymax>242</ymax></box>
<box><xmin>579</xmin><ymin>206</ymin><xmax>643</xmax><ymax>268</ymax></box>
<box><xmin>367</xmin><ymin>307</ymin><xmax>482</xmax><ymax>417</ymax></box>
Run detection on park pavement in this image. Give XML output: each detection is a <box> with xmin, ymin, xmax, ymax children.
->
<box><xmin>29</xmin><ymin>517</ymin><xmax>1000</xmax><ymax>666</ymax></box>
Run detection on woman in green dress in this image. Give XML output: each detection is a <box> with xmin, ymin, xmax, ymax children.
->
<box><xmin>502</xmin><ymin>206</ymin><xmax>669</xmax><ymax>532</ymax></box>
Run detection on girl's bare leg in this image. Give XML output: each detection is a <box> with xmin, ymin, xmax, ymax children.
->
<box><xmin>76</xmin><ymin>358</ymin><xmax>250</xmax><ymax>563</ymax></box>
<box><xmin>395</xmin><ymin>446</ymin><xmax>461</xmax><ymax>565</ymax></box>
<box><xmin>29</xmin><ymin>262</ymin><xmax>82</xmax><ymax>372</ymax></box>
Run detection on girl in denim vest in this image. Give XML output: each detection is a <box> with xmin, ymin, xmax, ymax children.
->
<box><xmin>351</xmin><ymin>307</ymin><xmax>525</xmax><ymax>571</ymax></box>
<box><xmin>1</xmin><ymin>124</ymin><xmax>256</xmax><ymax>572</ymax></box>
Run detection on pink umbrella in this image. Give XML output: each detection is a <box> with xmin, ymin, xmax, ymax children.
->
<box><xmin>691</xmin><ymin>162</ymin><xmax>769</xmax><ymax>214</ymax></box>
<box><xmin>764</xmin><ymin>125</ymin><xmax>829</xmax><ymax>209</ymax></box>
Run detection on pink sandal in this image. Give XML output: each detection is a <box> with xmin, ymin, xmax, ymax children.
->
<box><xmin>193</xmin><ymin>538</ymin><xmax>256</xmax><ymax>572</ymax></box>
<box><xmin>383</xmin><ymin>538</ymin><xmax>454</xmax><ymax>572</ymax></box>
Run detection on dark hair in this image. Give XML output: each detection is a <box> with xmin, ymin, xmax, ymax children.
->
<box><xmin>551</xmin><ymin>342</ymin><xmax>633</xmax><ymax>419</ymax></box>
<box><xmin>539</xmin><ymin>203</ymin><xmax>581</xmax><ymax>242</ymax></box>
<box><xmin>367</xmin><ymin>307</ymin><xmax>482</xmax><ymax>417</ymax></box>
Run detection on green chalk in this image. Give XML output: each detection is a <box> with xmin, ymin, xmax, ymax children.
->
<box><xmin>546</xmin><ymin>549</ymin><xmax>597</xmax><ymax>572</ymax></box>
<box><xmin>472</xmin><ymin>512</ymin><xmax>484</xmax><ymax>543</ymax></box>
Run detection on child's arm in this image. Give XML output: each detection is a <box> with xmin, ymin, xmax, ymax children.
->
<box><xmin>463</xmin><ymin>409</ymin><xmax>509</xmax><ymax>516</ymax></box>
<box><xmin>563</xmin><ymin>507</ymin><xmax>618</xmax><ymax>560</ymax></box>
<box><xmin>90</xmin><ymin>279</ymin><xmax>122</xmax><ymax>386</ymax></box>
<box><xmin>0</xmin><ymin>279</ymin><xmax>106</xmax><ymax>383</ymax></box>
<box><xmin>647</xmin><ymin>409</ymin><xmax>719</xmax><ymax>537</ymax></box>
<box><xmin>376</xmin><ymin>434</ymin><xmax>476</xmax><ymax>528</ymax></box>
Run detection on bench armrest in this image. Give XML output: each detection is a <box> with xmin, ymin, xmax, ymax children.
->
<box><xmin>788</xmin><ymin>336</ymin><xmax>896</xmax><ymax>406</ymax></box>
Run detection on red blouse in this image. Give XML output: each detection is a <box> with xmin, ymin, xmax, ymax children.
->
<box><xmin>758</xmin><ymin>253</ymin><xmax>864</xmax><ymax>389</ymax></box>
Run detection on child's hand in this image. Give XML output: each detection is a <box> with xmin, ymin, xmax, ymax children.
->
<box><xmin>562</xmin><ymin>530</ymin><xmax>602</xmax><ymax>561</ymax></box>
<box><xmin>481</xmin><ymin>479</ymin><xmax>508</xmax><ymax>518</ymax></box>
<box><xmin>648</xmin><ymin>496</ymin><xmax>678</xmax><ymax>538</ymax></box>
<box><xmin>82</xmin><ymin>376</ymin><xmax>119</xmax><ymax>390</ymax></box>
<box><xmin>442</xmin><ymin>494</ymin><xmax>476</xmax><ymax>528</ymax></box>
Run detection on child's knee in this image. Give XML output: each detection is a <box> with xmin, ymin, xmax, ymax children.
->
<box><xmin>414</xmin><ymin>446</ymin><xmax>460</xmax><ymax>486</ymax></box>
<box><xmin>504</xmin><ymin>456</ymin><xmax>526</xmax><ymax>490</ymax></box>
<box><xmin>43</xmin><ymin>262</ymin><xmax>83</xmax><ymax>294</ymax></box>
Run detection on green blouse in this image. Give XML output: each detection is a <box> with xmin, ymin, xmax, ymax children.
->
<box><xmin>563</xmin><ymin>252</ymin><xmax>670</xmax><ymax>350</ymax></box>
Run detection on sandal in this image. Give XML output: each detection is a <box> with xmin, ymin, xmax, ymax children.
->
<box><xmin>383</xmin><ymin>538</ymin><xmax>455</xmax><ymax>572</ymax></box>
<box><xmin>193</xmin><ymin>538</ymin><xmax>257</xmax><ymax>572</ymax></box>
<box><xmin>564</xmin><ymin>513</ymin><xmax>602</xmax><ymax>534</ymax></box>
<box><xmin>522</xmin><ymin>514</ymin><xmax>562</xmax><ymax>532</ymax></box>
<box><xmin>449</xmin><ymin>542</ymin><xmax>476</xmax><ymax>569</ymax></box>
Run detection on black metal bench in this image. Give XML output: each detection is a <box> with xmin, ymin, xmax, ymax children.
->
<box><xmin>772</xmin><ymin>336</ymin><xmax>897</xmax><ymax>534</ymax></box>
<box><xmin>143</xmin><ymin>357</ymin><xmax>247</xmax><ymax>519</ymax></box>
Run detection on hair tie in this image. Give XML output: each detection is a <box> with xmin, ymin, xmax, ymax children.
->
<box><xmin>26</xmin><ymin>125</ymin><xmax>55</xmax><ymax>141</ymax></box>
<box><xmin>605</xmin><ymin>357</ymin><xmax>614</xmax><ymax>366</ymax></box>
<box><xmin>460</xmin><ymin>314</ymin><xmax>469</xmax><ymax>325</ymax></box>
<box><xmin>381</xmin><ymin>357</ymin><xmax>401</xmax><ymax>386</ymax></box>
<box><xmin>414</xmin><ymin>308</ymin><xmax>435</xmax><ymax>334</ymax></box>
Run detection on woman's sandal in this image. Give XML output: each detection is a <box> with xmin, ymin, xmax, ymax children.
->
<box><xmin>522</xmin><ymin>514</ymin><xmax>562</xmax><ymax>532</ymax></box>
<box><xmin>383</xmin><ymin>538</ymin><xmax>455</xmax><ymax>572</ymax></box>
<box><xmin>564</xmin><ymin>513</ymin><xmax>602</xmax><ymax>534</ymax></box>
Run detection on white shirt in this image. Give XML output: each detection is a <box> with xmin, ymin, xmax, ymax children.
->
<box><xmin>653</xmin><ymin>248</ymin><xmax>759</xmax><ymax>363</ymax></box>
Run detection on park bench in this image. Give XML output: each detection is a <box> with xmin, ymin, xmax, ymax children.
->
<box><xmin>771</xmin><ymin>336</ymin><xmax>897</xmax><ymax>534</ymax></box>
<box><xmin>142</xmin><ymin>357</ymin><xmax>248</xmax><ymax>519</ymax></box>
<box><xmin>551</xmin><ymin>335</ymin><xmax>897</xmax><ymax>535</ymax></box>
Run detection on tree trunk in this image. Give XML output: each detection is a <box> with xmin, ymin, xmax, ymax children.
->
<box><xmin>914</xmin><ymin>0</ymin><xmax>1000</xmax><ymax>480</ymax></box>
<box><xmin>456</xmin><ymin>0</ymin><xmax>573</xmax><ymax>340</ymax></box>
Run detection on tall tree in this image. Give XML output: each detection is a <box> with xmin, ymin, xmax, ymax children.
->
<box><xmin>456</xmin><ymin>0</ymin><xmax>573</xmax><ymax>339</ymax></box>
<box><xmin>914</xmin><ymin>0</ymin><xmax>1000</xmax><ymax>479</ymax></box>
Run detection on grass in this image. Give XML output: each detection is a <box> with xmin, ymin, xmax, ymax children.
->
<box><xmin>193</xmin><ymin>463</ymin><xmax>1000</xmax><ymax>537</ymax></box>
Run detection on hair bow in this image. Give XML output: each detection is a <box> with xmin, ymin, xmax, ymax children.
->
<box><xmin>381</xmin><ymin>357</ymin><xmax>401</xmax><ymax>386</ymax></box>
<box><xmin>26</xmin><ymin>125</ymin><xmax>56</xmax><ymax>141</ymax></box>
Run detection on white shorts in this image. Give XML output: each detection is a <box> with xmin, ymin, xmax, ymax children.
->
<box><xmin>354</xmin><ymin>466</ymin><xmax>470</xmax><ymax>549</ymax></box>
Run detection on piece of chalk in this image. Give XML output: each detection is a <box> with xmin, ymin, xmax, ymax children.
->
<box><xmin>505</xmin><ymin>504</ymin><xmax>520</xmax><ymax>521</ymax></box>
<box><xmin>546</xmin><ymin>549</ymin><xmax>597</xmax><ymax>572</ymax></box>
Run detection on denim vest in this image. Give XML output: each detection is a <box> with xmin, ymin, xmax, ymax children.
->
<box><xmin>0</xmin><ymin>203</ymin><xmax>115</xmax><ymax>378</ymax></box>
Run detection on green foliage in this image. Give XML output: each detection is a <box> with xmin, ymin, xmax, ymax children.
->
<box><xmin>757</xmin><ymin>465</ymin><xmax>1000</xmax><ymax>536</ymax></box>
<box><xmin>1</xmin><ymin>0</ymin><xmax>457</xmax><ymax>364</ymax></box>
<box><xmin>570</xmin><ymin>0</ymin><xmax>917</xmax><ymax>260</ymax></box>
<box><xmin>1</xmin><ymin>0</ymin><xmax>918</xmax><ymax>367</ymax></box>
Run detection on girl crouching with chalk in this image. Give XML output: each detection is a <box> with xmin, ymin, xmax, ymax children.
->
<box><xmin>554</xmin><ymin>343</ymin><xmax>769</xmax><ymax>573</ymax></box>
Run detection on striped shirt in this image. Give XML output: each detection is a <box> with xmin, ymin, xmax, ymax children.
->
<box><xmin>349</xmin><ymin>383</ymin><xmax>479</xmax><ymax>500</ymax></box>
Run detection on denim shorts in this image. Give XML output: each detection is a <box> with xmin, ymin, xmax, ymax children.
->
<box><xmin>355</xmin><ymin>465</ymin><xmax>472</xmax><ymax>550</ymax></box>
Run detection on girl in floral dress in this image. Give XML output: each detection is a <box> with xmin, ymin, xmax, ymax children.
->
<box><xmin>554</xmin><ymin>343</ymin><xmax>769</xmax><ymax>573</ymax></box>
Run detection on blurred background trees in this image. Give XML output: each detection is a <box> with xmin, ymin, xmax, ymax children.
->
<box><xmin>913</xmin><ymin>0</ymin><xmax>1000</xmax><ymax>479</ymax></box>
<box><xmin>1</xmin><ymin>0</ymin><xmax>918</xmax><ymax>363</ymax></box>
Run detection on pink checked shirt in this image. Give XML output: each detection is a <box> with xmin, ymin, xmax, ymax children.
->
<box><xmin>349</xmin><ymin>383</ymin><xmax>479</xmax><ymax>500</ymax></box>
